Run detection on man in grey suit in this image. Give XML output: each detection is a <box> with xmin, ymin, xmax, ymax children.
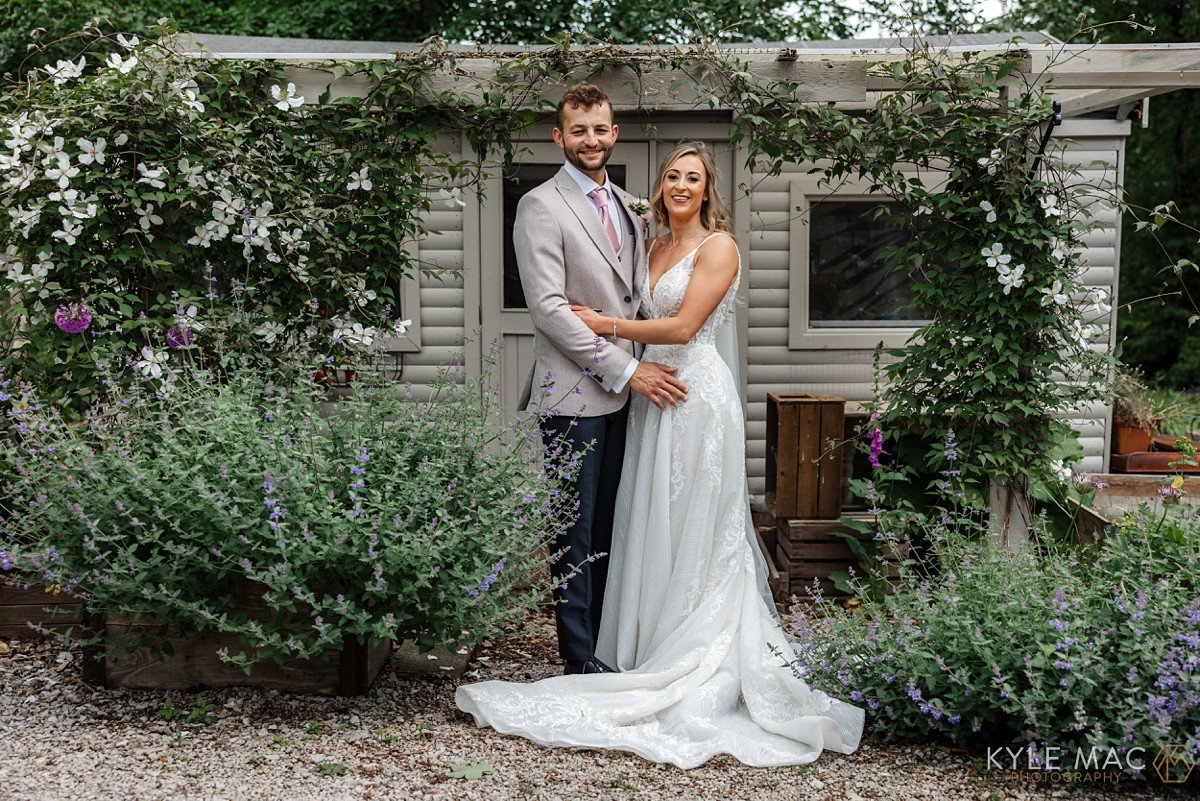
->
<box><xmin>514</xmin><ymin>84</ymin><xmax>688</xmax><ymax>675</ymax></box>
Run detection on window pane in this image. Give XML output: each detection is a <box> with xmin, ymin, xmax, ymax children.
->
<box><xmin>808</xmin><ymin>200</ymin><xmax>925</xmax><ymax>326</ymax></box>
<box><xmin>503</xmin><ymin>163</ymin><xmax>627</xmax><ymax>310</ymax></box>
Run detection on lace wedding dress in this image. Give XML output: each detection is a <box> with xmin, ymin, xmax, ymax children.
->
<box><xmin>456</xmin><ymin>234</ymin><xmax>864</xmax><ymax>768</ymax></box>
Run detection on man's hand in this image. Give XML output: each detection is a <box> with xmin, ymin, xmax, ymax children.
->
<box><xmin>628</xmin><ymin>362</ymin><xmax>688</xmax><ymax>410</ymax></box>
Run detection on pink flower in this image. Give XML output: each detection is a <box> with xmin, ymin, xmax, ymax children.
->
<box><xmin>54</xmin><ymin>303</ymin><xmax>92</xmax><ymax>333</ymax></box>
<box><xmin>868</xmin><ymin>411</ymin><xmax>884</xmax><ymax>469</ymax></box>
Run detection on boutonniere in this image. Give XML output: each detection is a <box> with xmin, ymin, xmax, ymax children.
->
<box><xmin>627</xmin><ymin>197</ymin><xmax>650</xmax><ymax>217</ymax></box>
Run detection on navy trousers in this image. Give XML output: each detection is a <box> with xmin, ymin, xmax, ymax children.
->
<box><xmin>540</xmin><ymin>401</ymin><xmax>630</xmax><ymax>663</ymax></box>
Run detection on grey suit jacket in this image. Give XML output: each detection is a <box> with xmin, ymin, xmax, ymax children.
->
<box><xmin>515</xmin><ymin>167</ymin><xmax>647</xmax><ymax>417</ymax></box>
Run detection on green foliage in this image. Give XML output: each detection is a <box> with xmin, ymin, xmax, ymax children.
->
<box><xmin>0</xmin><ymin>0</ymin><xmax>859</xmax><ymax>80</ymax></box>
<box><xmin>0</xmin><ymin>24</ymin><xmax>534</xmax><ymax>414</ymax></box>
<box><xmin>0</xmin><ymin>330</ymin><xmax>579</xmax><ymax>666</ymax></box>
<box><xmin>790</xmin><ymin>506</ymin><xmax>1200</xmax><ymax>769</ymax></box>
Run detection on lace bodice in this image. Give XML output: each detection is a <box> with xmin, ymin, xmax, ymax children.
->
<box><xmin>642</xmin><ymin>232</ymin><xmax>740</xmax><ymax>352</ymax></box>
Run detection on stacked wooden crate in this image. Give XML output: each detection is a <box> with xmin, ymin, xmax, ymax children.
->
<box><xmin>765</xmin><ymin>393</ymin><xmax>905</xmax><ymax>603</ymax></box>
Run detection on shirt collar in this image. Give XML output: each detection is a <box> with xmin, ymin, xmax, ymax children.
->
<box><xmin>562</xmin><ymin>160</ymin><xmax>612</xmax><ymax>198</ymax></box>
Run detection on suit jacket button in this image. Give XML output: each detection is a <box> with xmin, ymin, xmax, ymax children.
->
<box><xmin>624</xmin><ymin>295</ymin><xmax>632</xmax><ymax>303</ymax></box>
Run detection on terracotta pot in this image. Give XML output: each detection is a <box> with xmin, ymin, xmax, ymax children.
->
<box><xmin>1112</xmin><ymin>415</ymin><xmax>1158</xmax><ymax>455</ymax></box>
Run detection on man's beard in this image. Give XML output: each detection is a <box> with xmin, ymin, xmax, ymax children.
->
<box><xmin>565</xmin><ymin>143</ymin><xmax>612</xmax><ymax>175</ymax></box>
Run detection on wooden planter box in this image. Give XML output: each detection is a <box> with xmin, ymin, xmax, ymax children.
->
<box><xmin>82</xmin><ymin>612</ymin><xmax>390</xmax><ymax>696</ymax></box>
<box><xmin>0</xmin><ymin>573</ymin><xmax>81</xmax><ymax>639</ymax></box>
<box><xmin>776</xmin><ymin>515</ymin><xmax>908</xmax><ymax>601</ymax></box>
<box><xmin>765</xmin><ymin>393</ymin><xmax>846</xmax><ymax>519</ymax></box>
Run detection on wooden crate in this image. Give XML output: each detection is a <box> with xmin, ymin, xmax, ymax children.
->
<box><xmin>82</xmin><ymin>611</ymin><xmax>390</xmax><ymax>696</ymax></box>
<box><xmin>776</xmin><ymin>516</ymin><xmax>907</xmax><ymax>601</ymax></box>
<box><xmin>0</xmin><ymin>578</ymin><xmax>82</xmax><ymax>639</ymax></box>
<box><xmin>754</xmin><ymin>528</ymin><xmax>786</xmax><ymax>605</ymax></box>
<box><xmin>765</xmin><ymin>393</ymin><xmax>845</xmax><ymax>519</ymax></box>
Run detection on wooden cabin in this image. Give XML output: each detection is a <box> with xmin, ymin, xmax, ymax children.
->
<box><xmin>190</xmin><ymin>32</ymin><xmax>1200</xmax><ymax>496</ymax></box>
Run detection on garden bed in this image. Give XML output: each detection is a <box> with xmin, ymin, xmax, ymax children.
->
<box><xmin>0</xmin><ymin>574</ymin><xmax>81</xmax><ymax>640</ymax></box>
<box><xmin>82</xmin><ymin>611</ymin><xmax>390</xmax><ymax>696</ymax></box>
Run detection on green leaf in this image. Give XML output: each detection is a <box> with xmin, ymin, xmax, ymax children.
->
<box><xmin>448</xmin><ymin>761</ymin><xmax>494</xmax><ymax>780</ymax></box>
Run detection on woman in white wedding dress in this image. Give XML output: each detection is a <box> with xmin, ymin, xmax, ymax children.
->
<box><xmin>456</xmin><ymin>142</ymin><xmax>864</xmax><ymax>768</ymax></box>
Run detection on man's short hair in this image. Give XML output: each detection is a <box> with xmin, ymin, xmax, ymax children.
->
<box><xmin>556</xmin><ymin>83</ymin><xmax>613</xmax><ymax>131</ymax></box>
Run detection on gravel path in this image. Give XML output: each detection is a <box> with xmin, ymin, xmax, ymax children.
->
<box><xmin>0</xmin><ymin>609</ymin><xmax>1192</xmax><ymax>800</ymax></box>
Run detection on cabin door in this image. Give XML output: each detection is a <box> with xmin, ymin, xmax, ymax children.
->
<box><xmin>479</xmin><ymin>140</ymin><xmax>651</xmax><ymax>412</ymax></box>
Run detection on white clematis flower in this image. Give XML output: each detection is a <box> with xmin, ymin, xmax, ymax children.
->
<box><xmin>136</xmin><ymin>347</ymin><xmax>168</xmax><ymax>378</ymax></box>
<box><xmin>393</xmin><ymin>318</ymin><xmax>412</xmax><ymax>336</ymax></box>
<box><xmin>1040</xmin><ymin>280</ymin><xmax>1067</xmax><ymax>307</ymax></box>
<box><xmin>979</xmin><ymin>200</ymin><xmax>997</xmax><ymax>223</ymax></box>
<box><xmin>437</xmin><ymin>187</ymin><xmax>466</xmax><ymax>208</ymax></box>
<box><xmin>45</xmin><ymin>57</ymin><xmax>86</xmax><ymax>87</ymax></box>
<box><xmin>76</xmin><ymin>137</ymin><xmax>106</xmax><ymax>165</ymax></box>
<box><xmin>977</xmin><ymin>147</ymin><xmax>1002</xmax><ymax>175</ymax></box>
<box><xmin>996</xmin><ymin>263</ymin><xmax>1025</xmax><ymax>295</ymax></box>
<box><xmin>1089</xmin><ymin>288</ymin><xmax>1112</xmax><ymax>316</ymax></box>
<box><xmin>347</xmin><ymin>167</ymin><xmax>372</xmax><ymax>191</ymax></box>
<box><xmin>270</xmin><ymin>83</ymin><xmax>304</xmax><ymax>111</ymax></box>
<box><xmin>116</xmin><ymin>34</ymin><xmax>140</xmax><ymax>49</ymax></box>
<box><xmin>51</xmin><ymin>220</ymin><xmax>82</xmax><ymax>245</ymax></box>
<box><xmin>105</xmin><ymin>53</ymin><xmax>138</xmax><ymax>74</ymax></box>
<box><xmin>136</xmin><ymin>203</ymin><xmax>163</xmax><ymax>231</ymax></box>
<box><xmin>45</xmin><ymin>155</ymin><xmax>78</xmax><ymax>188</ymax></box>
<box><xmin>1040</xmin><ymin>194</ymin><xmax>1061</xmax><ymax>218</ymax></box>
<box><xmin>136</xmin><ymin>162</ymin><xmax>167</xmax><ymax>188</ymax></box>
<box><xmin>253</xmin><ymin>322</ymin><xmax>286</xmax><ymax>343</ymax></box>
<box><xmin>981</xmin><ymin>242</ymin><xmax>1011</xmax><ymax>270</ymax></box>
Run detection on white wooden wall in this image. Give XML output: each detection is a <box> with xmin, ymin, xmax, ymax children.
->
<box><xmin>388</xmin><ymin>119</ymin><xmax>1127</xmax><ymax>492</ymax></box>
<box><xmin>735</xmin><ymin>118</ymin><xmax>1128</xmax><ymax>495</ymax></box>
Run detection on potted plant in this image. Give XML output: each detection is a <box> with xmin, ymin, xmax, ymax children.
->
<box><xmin>1111</xmin><ymin>366</ymin><xmax>1185</xmax><ymax>454</ymax></box>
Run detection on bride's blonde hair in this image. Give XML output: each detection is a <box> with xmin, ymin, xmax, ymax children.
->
<box><xmin>650</xmin><ymin>142</ymin><xmax>732</xmax><ymax>234</ymax></box>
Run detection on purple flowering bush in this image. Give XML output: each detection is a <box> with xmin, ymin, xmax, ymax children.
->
<box><xmin>791</xmin><ymin>508</ymin><xmax>1200</xmax><ymax>774</ymax></box>
<box><xmin>0</xmin><ymin>347</ymin><xmax>579</xmax><ymax>668</ymax></box>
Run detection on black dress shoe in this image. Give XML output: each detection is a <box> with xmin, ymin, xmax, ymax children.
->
<box><xmin>564</xmin><ymin>657</ymin><xmax>617</xmax><ymax>675</ymax></box>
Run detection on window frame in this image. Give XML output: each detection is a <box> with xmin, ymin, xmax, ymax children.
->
<box><xmin>787</xmin><ymin>174</ymin><xmax>939</xmax><ymax>351</ymax></box>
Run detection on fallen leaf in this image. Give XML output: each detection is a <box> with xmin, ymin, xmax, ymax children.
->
<box><xmin>448</xmin><ymin>761</ymin><xmax>494</xmax><ymax>781</ymax></box>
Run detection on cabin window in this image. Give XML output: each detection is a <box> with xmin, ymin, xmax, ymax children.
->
<box><xmin>787</xmin><ymin>178</ymin><xmax>934</xmax><ymax>350</ymax></box>
<box><xmin>807</xmin><ymin>200</ymin><xmax>925</xmax><ymax>327</ymax></box>
<box><xmin>502</xmin><ymin>163</ymin><xmax>627</xmax><ymax>310</ymax></box>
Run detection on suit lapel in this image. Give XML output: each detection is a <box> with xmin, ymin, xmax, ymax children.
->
<box><xmin>611</xmin><ymin>186</ymin><xmax>646</xmax><ymax>293</ymax></box>
<box><xmin>553</xmin><ymin>168</ymin><xmax>629</xmax><ymax>290</ymax></box>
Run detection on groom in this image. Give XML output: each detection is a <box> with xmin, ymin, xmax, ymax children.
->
<box><xmin>514</xmin><ymin>84</ymin><xmax>688</xmax><ymax>675</ymax></box>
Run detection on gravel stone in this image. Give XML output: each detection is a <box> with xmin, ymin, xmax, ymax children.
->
<box><xmin>0</xmin><ymin>608</ymin><xmax>1192</xmax><ymax>800</ymax></box>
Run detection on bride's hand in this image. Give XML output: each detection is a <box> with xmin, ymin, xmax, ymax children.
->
<box><xmin>570</xmin><ymin>305</ymin><xmax>609</xmax><ymax>335</ymax></box>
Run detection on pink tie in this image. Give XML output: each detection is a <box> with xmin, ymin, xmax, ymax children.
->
<box><xmin>588</xmin><ymin>187</ymin><xmax>621</xmax><ymax>255</ymax></box>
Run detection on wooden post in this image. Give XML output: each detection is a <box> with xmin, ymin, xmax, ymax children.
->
<box><xmin>988</xmin><ymin>477</ymin><xmax>1032</xmax><ymax>551</ymax></box>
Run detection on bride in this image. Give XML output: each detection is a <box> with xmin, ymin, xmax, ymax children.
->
<box><xmin>456</xmin><ymin>142</ymin><xmax>864</xmax><ymax>768</ymax></box>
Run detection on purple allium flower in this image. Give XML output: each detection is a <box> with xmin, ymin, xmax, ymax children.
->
<box><xmin>166</xmin><ymin>325</ymin><xmax>195</xmax><ymax>349</ymax></box>
<box><xmin>54</xmin><ymin>303</ymin><xmax>93</xmax><ymax>334</ymax></box>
